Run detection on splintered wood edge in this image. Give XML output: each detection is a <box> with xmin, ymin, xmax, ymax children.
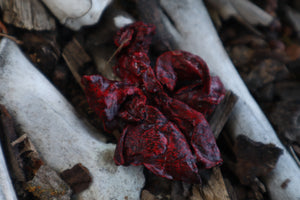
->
<box><xmin>209</xmin><ymin>90</ymin><xmax>238</xmax><ymax>138</ymax></box>
<box><xmin>1</xmin><ymin>0</ymin><xmax>56</xmax><ymax>31</ymax></box>
<box><xmin>62</xmin><ymin>38</ymin><xmax>91</xmax><ymax>90</ymax></box>
<box><xmin>192</xmin><ymin>168</ymin><xmax>231</xmax><ymax>200</ymax></box>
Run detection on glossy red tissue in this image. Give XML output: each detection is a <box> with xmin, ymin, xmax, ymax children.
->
<box><xmin>82</xmin><ymin>22</ymin><xmax>225</xmax><ymax>183</ymax></box>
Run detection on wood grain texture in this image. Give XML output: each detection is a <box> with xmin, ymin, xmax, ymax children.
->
<box><xmin>0</xmin><ymin>0</ymin><xmax>56</xmax><ymax>30</ymax></box>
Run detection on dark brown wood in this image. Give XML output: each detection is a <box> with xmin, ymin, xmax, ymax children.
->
<box><xmin>209</xmin><ymin>91</ymin><xmax>238</xmax><ymax>138</ymax></box>
<box><xmin>0</xmin><ymin>104</ymin><xmax>26</xmax><ymax>182</ymax></box>
<box><xmin>62</xmin><ymin>38</ymin><xmax>91</xmax><ymax>89</ymax></box>
<box><xmin>60</xmin><ymin>163</ymin><xmax>92</xmax><ymax>194</ymax></box>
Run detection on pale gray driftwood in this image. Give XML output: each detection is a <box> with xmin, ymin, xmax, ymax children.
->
<box><xmin>41</xmin><ymin>0</ymin><xmax>112</xmax><ymax>30</ymax></box>
<box><xmin>0</xmin><ymin>38</ymin><xmax>144</xmax><ymax>200</ymax></box>
<box><xmin>0</xmin><ymin>143</ymin><xmax>18</xmax><ymax>200</ymax></box>
<box><xmin>0</xmin><ymin>0</ymin><xmax>55</xmax><ymax>30</ymax></box>
<box><xmin>206</xmin><ymin>0</ymin><xmax>274</xmax><ymax>26</ymax></box>
<box><xmin>159</xmin><ymin>0</ymin><xmax>300</xmax><ymax>200</ymax></box>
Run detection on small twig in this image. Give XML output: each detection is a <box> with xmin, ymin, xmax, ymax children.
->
<box><xmin>11</xmin><ymin>134</ymin><xmax>28</xmax><ymax>147</ymax></box>
<box><xmin>0</xmin><ymin>33</ymin><xmax>23</xmax><ymax>45</ymax></box>
<box><xmin>106</xmin><ymin>38</ymin><xmax>130</xmax><ymax>64</ymax></box>
<box><xmin>62</xmin><ymin>38</ymin><xmax>93</xmax><ymax>91</ymax></box>
<box><xmin>289</xmin><ymin>145</ymin><xmax>300</xmax><ymax>167</ymax></box>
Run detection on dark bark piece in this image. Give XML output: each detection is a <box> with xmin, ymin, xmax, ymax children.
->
<box><xmin>0</xmin><ymin>104</ymin><xmax>26</xmax><ymax>182</ymax></box>
<box><xmin>26</xmin><ymin>165</ymin><xmax>72</xmax><ymax>200</ymax></box>
<box><xmin>234</xmin><ymin>135</ymin><xmax>283</xmax><ymax>185</ymax></box>
<box><xmin>63</xmin><ymin>38</ymin><xmax>92</xmax><ymax>71</ymax></box>
<box><xmin>60</xmin><ymin>163</ymin><xmax>92</xmax><ymax>194</ymax></box>
<box><xmin>62</xmin><ymin>38</ymin><xmax>92</xmax><ymax>89</ymax></box>
<box><xmin>208</xmin><ymin>91</ymin><xmax>238</xmax><ymax>138</ymax></box>
<box><xmin>0</xmin><ymin>0</ymin><xmax>56</xmax><ymax>30</ymax></box>
<box><xmin>17</xmin><ymin>136</ymin><xmax>44</xmax><ymax>180</ymax></box>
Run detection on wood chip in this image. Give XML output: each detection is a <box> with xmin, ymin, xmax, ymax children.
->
<box><xmin>0</xmin><ymin>0</ymin><xmax>56</xmax><ymax>30</ymax></box>
<box><xmin>62</xmin><ymin>38</ymin><xmax>91</xmax><ymax>89</ymax></box>
<box><xmin>208</xmin><ymin>91</ymin><xmax>238</xmax><ymax>138</ymax></box>
<box><xmin>26</xmin><ymin>165</ymin><xmax>72</xmax><ymax>200</ymax></box>
<box><xmin>0</xmin><ymin>104</ymin><xmax>26</xmax><ymax>182</ymax></box>
<box><xmin>60</xmin><ymin>163</ymin><xmax>92</xmax><ymax>194</ymax></box>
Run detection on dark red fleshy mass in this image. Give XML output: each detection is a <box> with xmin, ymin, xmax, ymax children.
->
<box><xmin>82</xmin><ymin>21</ymin><xmax>226</xmax><ymax>183</ymax></box>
